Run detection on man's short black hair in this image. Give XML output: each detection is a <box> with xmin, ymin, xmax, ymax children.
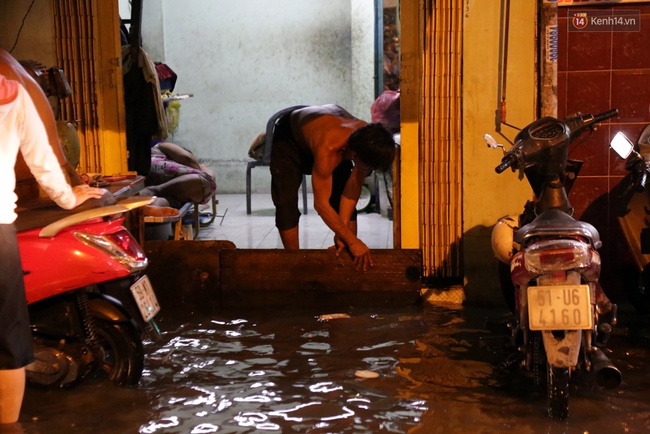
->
<box><xmin>346</xmin><ymin>122</ymin><xmax>396</xmax><ymax>172</ymax></box>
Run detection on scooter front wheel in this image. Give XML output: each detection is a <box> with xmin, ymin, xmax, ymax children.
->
<box><xmin>89</xmin><ymin>317</ymin><xmax>144</xmax><ymax>386</ymax></box>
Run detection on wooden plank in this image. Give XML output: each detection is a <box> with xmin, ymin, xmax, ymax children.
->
<box><xmin>145</xmin><ymin>243</ymin><xmax>422</xmax><ymax>309</ymax></box>
<box><xmin>220</xmin><ymin>248</ymin><xmax>422</xmax><ymax>298</ymax></box>
<box><xmin>144</xmin><ymin>240</ymin><xmax>235</xmax><ymax>310</ymax></box>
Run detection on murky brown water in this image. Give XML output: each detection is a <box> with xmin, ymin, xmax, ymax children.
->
<box><xmin>15</xmin><ymin>303</ymin><xmax>650</xmax><ymax>433</ymax></box>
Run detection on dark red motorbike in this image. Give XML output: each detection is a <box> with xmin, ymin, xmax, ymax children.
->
<box><xmin>486</xmin><ymin>109</ymin><xmax>621</xmax><ymax>419</ymax></box>
<box><xmin>610</xmin><ymin>126</ymin><xmax>650</xmax><ymax>314</ymax></box>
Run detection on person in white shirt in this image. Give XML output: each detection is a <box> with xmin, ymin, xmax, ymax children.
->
<box><xmin>0</xmin><ymin>48</ymin><xmax>83</xmax><ymax>201</ymax></box>
<box><xmin>0</xmin><ymin>74</ymin><xmax>103</xmax><ymax>426</ymax></box>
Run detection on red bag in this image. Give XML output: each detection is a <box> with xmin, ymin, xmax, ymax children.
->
<box><xmin>155</xmin><ymin>63</ymin><xmax>177</xmax><ymax>92</ymax></box>
<box><xmin>371</xmin><ymin>90</ymin><xmax>400</xmax><ymax>133</ymax></box>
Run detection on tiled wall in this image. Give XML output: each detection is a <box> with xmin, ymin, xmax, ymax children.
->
<box><xmin>557</xmin><ymin>4</ymin><xmax>650</xmax><ymax>298</ymax></box>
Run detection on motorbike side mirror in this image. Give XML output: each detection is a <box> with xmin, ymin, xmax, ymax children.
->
<box><xmin>610</xmin><ymin>132</ymin><xmax>634</xmax><ymax>159</ymax></box>
<box><xmin>484</xmin><ymin>134</ymin><xmax>499</xmax><ymax>148</ymax></box>
<box><xmin>484</xmin><ymin>134</ymin><xmax>507</xmax><ymax>154</ymax></box>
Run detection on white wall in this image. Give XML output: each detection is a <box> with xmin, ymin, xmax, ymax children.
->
<box><xmin>140</xmin><ymin>0</ymin><xmax>375</xmax><ymax>193</ymax></box>
<box><xmin>351</xmin><ymin>0</ymin><xmax>375</xmax><ymax>124</ymax></box>
<box><xmin>1</xmin><ymin>0</ymin><xmax>376</xmax><ymax>194</ymax></box>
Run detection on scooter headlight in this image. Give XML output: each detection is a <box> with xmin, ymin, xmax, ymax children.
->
<box><xmin>524</xmin><ymin>239</ymin><xmax>592</xmax><ymax>273</ymax></box>
<box><xmin>74</xmin><ymin>229</ymin><xmax>147</xmax><ymax>272</ymax></box>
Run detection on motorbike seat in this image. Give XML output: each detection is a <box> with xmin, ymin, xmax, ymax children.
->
<box><xmin>514</xmin><ymin>208</ymin><xmax>601</xmax><ymax>249</ymax></box>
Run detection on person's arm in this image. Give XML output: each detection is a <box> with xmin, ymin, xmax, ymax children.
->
<box><xmin>338</xmin><ymin>164</ymin><xmax>366</xmax><ymax>226</ymax></box>
<box><xmin>158</xmin><ymin>141</ymin><xmax>202</xmax><ymax>170</ymax></box>
<box><xmin>17</xmin><ymin>87</ymin><xmax>102</xmax><ymax>209</ymax></box>
<box><xmin>311</xmin><ymin>152</ymin><xmax>373</xmax><ymax>270</ymax></box>
<box><xmin>0</xmin><ymin>49</ymin><xmax>82</xmax><ymax>187</ymax></box>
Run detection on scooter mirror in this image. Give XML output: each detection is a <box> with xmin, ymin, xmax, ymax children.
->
<box><xmin>484</xmin><ymin>134</ymin><xmax>499</xmax><ymax>148</ymax></box>
<box><xmin>611</xmin><ymin>132</ymin><xmax>634</xmax><ymax>159</ymax></box>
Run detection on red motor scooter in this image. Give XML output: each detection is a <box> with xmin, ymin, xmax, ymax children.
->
<box><xmin>15</xmin><ymin>192</ymin><xmax>160</xmax><ymax>387</ymax></box>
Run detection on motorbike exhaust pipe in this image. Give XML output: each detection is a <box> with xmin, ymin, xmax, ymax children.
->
<box><xmin>590</xmin><ymin>347</ymin><xmax>622</xmax><ymax>389</ymax></box>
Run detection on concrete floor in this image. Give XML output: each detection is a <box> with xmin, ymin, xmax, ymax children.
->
<box><xmin>194</xmin><ymin>193</ymin><xmax>394</xmax><ymax>249</ymax></box>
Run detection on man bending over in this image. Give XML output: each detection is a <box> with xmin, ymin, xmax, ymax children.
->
<box><xmin>270</xmin><ymin>104</ymin><xmax>396</xmax><ymax>271</ymax></box>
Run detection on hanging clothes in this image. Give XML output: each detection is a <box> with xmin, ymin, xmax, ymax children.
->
<box><xmin>121</xmin><ymin>45</ymin><xmax>168</xmax><ymax>175</ymax></box>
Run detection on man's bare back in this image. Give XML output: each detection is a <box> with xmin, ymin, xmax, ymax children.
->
<box><xmin>290</xmin><ymin>104</ymin><xmax>366</xmax><ymax>161</ymax></box>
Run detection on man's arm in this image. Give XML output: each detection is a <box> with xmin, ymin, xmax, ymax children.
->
<box><xmin>158</xmin><ymin>141</ymin><xmax>202</xmax><ymax>170</ymax></box>
<box><xmin>311</xmin><ymin>154</ymin><xmax>373</xmax><ymax>270</ymax></box>
<box><xmin>338</xmin><ymin>164</ymin><xmax>366</xmax><ymax>226</ymax></box>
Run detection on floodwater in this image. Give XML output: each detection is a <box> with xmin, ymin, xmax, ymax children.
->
<box><xmin>14</xmin><ymin>302</ymin><xmax>650</xmax><ymax>434</ymax></box>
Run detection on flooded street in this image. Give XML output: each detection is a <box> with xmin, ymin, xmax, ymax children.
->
<box><xmin>16</xmin><ymin>303</ymin><xmax>650</xmax><ymax>433</ymax></box>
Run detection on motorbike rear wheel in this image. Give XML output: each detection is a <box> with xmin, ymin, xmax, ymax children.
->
<box><xmin>90</xmin><ymin>317</ymin><xmax>144</xmax><ymax>386</ymax></box>
<box><xmin>547</xmin><ymin>365</ymin><xmax>570</xmax><ymax>420</ymax></box>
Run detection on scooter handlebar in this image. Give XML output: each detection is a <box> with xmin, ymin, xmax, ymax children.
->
<box><xmin>568</xmin><ymin>108</ymin><xmax>618</xmax><ymax>141</ymax></box>
<box><xmin>592</xmin><ymin>108</ymin><xmax>619</xmax><ymax>124</ymax></box>
<box><xmin>495</xmin><ymin>154</ymin><xmax>517</xmax><ymax>174</ymax></box>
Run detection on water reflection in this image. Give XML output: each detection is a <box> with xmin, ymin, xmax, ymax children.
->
<box><xmin>140</xmin><ymin>306</ymin><xmax>436</xmax><ymax>433</ymax></box>
<box><xmin>17</xmin><ymin>303</ymin><xmax>650</xmax><ymax>433</ymax></box>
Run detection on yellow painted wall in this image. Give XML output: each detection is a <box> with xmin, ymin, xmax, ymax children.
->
<box><xmin>398</xmin><ymin>0</ymin><xmax>421</xmax><ymax>249</ymax></box>
<box><xmin>95</xmin><ymin>0</ymin><xmax>129</xmax><ymax>176</ymax></box>
<box><xmin>462</xmin><ymin>0</ymin><xmax>537</xmax><ymax>303</ymax></box>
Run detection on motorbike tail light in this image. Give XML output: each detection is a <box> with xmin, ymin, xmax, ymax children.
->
<box><xmin>74</xmin><ymin>229</ymin><xmax>147</xmax><ymax>272</ymax></box>
<box><xmin>524</xmin><ymin>239</ymin><xmax>591</xmax><ymax>273</ymax></box>
<box><xmin>539</xmin><ymin>249</ymin><xmax>576</xmax><ymax>265</ymax></box>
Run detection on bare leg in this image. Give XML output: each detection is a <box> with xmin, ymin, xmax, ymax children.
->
<box><xmin>141</xmin><ymin>174</ymin><xmax>206</xmax><ymax>205</ymax></box>
<box><xmin>137</xmin><ymin>191</ymin><xmax>179</xmax><ymax>216</ymax></box>
<box><xmin>0</xmin><ymin>368</ymin><xmax>25</xmax><ymax>424</ymax></box>
<box><xmin>279</xmin><ymin>227</ymin><xmax>300</xmax><ymax>249</ymax></box>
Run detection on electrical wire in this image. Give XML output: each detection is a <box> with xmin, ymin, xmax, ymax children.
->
<box><xmin>9</xmin><ymin>0</ymin><xmax>36</xmax><ymax>54</ymax></box>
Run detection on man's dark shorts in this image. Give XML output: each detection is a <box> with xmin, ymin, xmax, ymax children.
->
<box><xmin>0</xmin><ymin>224</ymin><xmax>34</xmax><ymax>369</ymax></box>
<box><xmin>270</xmin><ymin>111</ymin><xmax>356</xmax><ymax>231</ymax></box>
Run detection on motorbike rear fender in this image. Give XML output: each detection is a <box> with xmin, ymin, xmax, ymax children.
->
<box><xmin>90</xmin><ymin>292</ymin><xmax>160</xmax><ymax>342</ymax></box>
<box><xmin>542</xmin><ymin>330</ymin><xmax>582</xmax><ymax>368</ymax></box>
<box><xmin>88</xmin><ymin>295</ymin><xmax>130</xmax><ymax>323</ymax></box>
<box><xmin>520</xmin><ymin>272</ymin><xmax>592</xmax><ymax>369</ymax></box>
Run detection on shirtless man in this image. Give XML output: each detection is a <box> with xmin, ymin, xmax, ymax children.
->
<box><xmin>270</xmin><ymin>104</ymin><xmax>396</xmax><ymax>271</ymax></box>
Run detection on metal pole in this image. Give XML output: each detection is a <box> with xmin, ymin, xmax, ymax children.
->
<box><xmin>539</xmin><ymin>0</ymin><xmax>558</xmax><ymax>118</ymax></box>
<box><xmin>374</xmin><ymin>0</ymin><xmax>384</xmax><ymax>98</ymax></box>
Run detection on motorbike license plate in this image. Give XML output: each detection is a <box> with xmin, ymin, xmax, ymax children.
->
<box><xmin>527</xmin><ymin>285</ymin><xmax>592</xmax><ymax>331</ymax></box>
<box><xmin>129</xmin><ymin>275</ymin><xmax>160</xmax><ymax>322</ymax></box>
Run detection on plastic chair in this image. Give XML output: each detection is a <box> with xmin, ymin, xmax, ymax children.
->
<box><xmin>246</xmin><ymin>105</ymin><xmax>309</xmax><ymax>215</ymax></box>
